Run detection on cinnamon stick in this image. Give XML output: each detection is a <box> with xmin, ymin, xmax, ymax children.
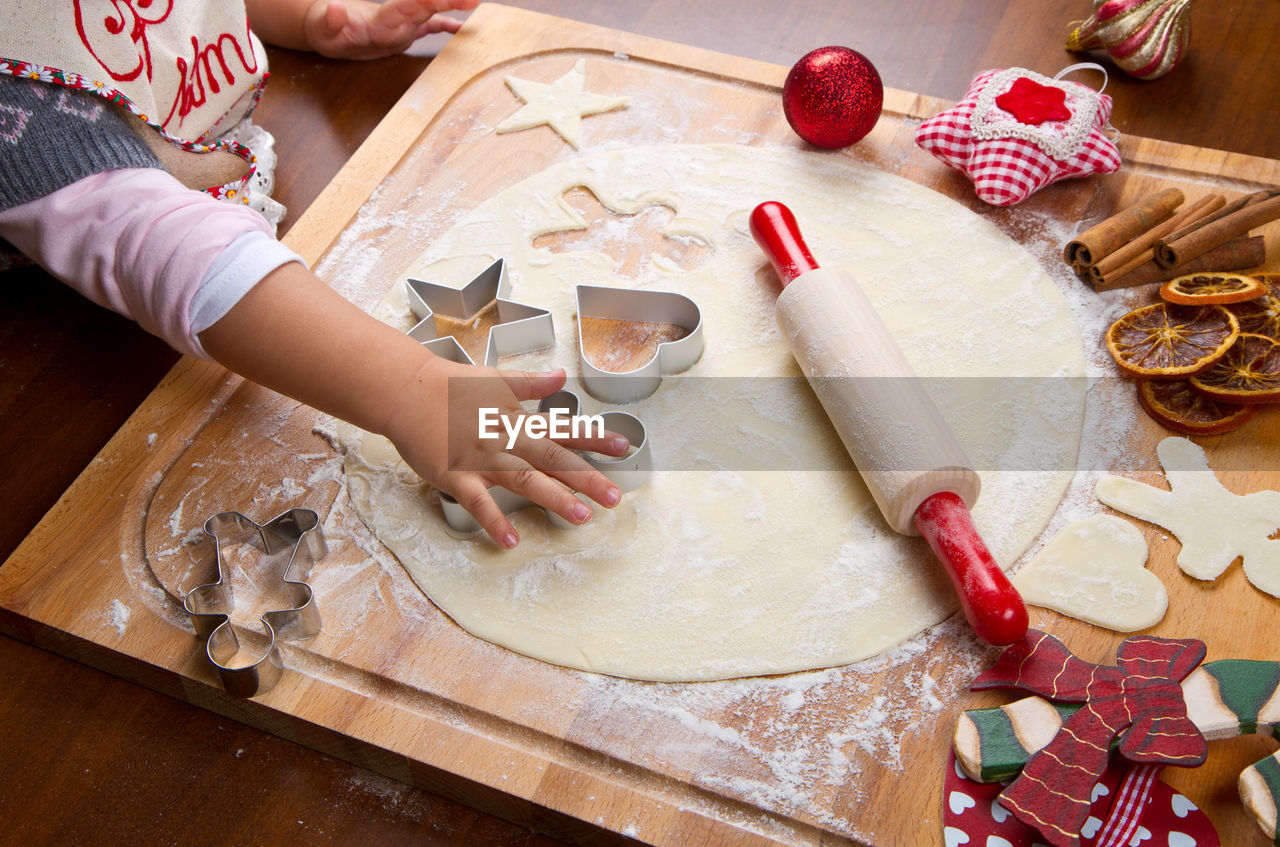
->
<box><xmin>1089</xmin><ymin>193</ymin><xmax>1225</xmax><ymax>283</ymax></box>
<box><xmin>1093</xmin><ymin>235</ymin><xmax>1266</xmax><ymax>291</ymax></box>
<box><xmin>1162</xmin><ymin>191</ymin><xmax>1257</xmax><ymax>242</ymax></box>
<box><xmin>1155</xmin><ymin>190</ymin><xmax>1280</xmax><ymax>268</ymax></box>
<box><xmin>1063</xmin><ymin>188</ymin><xmax>1184</xmax><ymax>267</ymax></box>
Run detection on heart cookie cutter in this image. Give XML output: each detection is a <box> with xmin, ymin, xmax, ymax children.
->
<box><xmin>183</xmin><ymin>509</ymin><xmax>325</xmax><ymax>697</ymax></box>
<box><xmin>575</xmin><ymin>284</ymin><xmax>704</xmax><ymax>403</ymax></box>
<box><xmin>406</xmin><ymin>258</ymin><xmax>555</xmax><ymax>366</ymax></box>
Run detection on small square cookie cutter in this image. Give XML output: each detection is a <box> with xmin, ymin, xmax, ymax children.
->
<box><xmin>183</xmin><ymin>508</ymin><xmax>325</xmax><ymax>697</ymax></box>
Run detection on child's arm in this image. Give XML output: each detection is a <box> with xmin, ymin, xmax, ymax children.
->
<box><xmin>245</xmin><ymin>0</ymin><xmax>479</xmax><ymax>59</ymax></box>
<box><xmin>199</xmin><ymin>261</ymin><xmax>626</xmax><ymax>549</ymax></box>
<box><xmin>0</xmin><ymin>166</ymin><xmax>625</xmax><ymax>549</ymax></box>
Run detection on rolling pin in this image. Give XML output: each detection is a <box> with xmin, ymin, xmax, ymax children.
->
<box><xmin>749</xmin><ymin>200</ymin><xmax>1028</xmax><ymax>646</ymax></box>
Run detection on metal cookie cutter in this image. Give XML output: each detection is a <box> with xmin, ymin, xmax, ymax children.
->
<box><xmin>401</xmin><ymin>261</ymin><xmax>657</xmax><ymax>535</ymax></box>
<box><xmin>576</xmin><ymin>284</ymin><xmax>704</xmax><ymax>404</ymax></box>
<box><xmin>438</xmin><ymin>389</ymin><xmax>652</xmax><ymax>534</ymax></box>
<box><xmin>406</xmin><ymin>258</ymin><xmax>555</xmax><ymax>366</ymax></box>
<box><xmin>183</xmin><ymin>509</ymin><xmax>325</xmax><ymax>697</ymax></box>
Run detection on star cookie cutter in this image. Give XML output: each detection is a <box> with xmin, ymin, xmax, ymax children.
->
<box><xmin>183</xmin><ymin>509</ymin><xmax>325</xmax><ymax>697</ymax></box>
<box><xmin>406</xmin><ymin>258</ymin><xmax>555</xmax><ymax>366</ymax></box>
<box><xmin>576</xmin><ymin>284</ymin><xmax>704</xmax><ymax>403</ymax></box>
<box><xmin>437</xmin><ymin>389</ymin><xmax>652</xmax><ymax>534</ymax></box>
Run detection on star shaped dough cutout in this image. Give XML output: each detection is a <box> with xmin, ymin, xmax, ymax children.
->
<box><xmin>1096</xmin><ymin>436</ymin><xmax>1280</xmax><ymax>598</ymax></box>
<box><xmin>495</xmin><ymin>59</ymin><xmax>629</xmax><ymax>149</ymax></box>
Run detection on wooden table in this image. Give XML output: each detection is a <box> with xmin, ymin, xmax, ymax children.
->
<box><xmin>1</xmin><ymin>2</ymin><xmax>1276</xmax><ymax>844</ymax></box>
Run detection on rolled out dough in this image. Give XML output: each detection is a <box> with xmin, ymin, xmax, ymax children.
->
<box><xmin>339</xmin><ymin>144</ymin><xmax>1086</xmax><ymax>681</ymax></box>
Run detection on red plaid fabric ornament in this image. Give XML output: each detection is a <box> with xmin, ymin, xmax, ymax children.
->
<box><xmin>915</xmin><ymin>65</ymin><xmax>1121</xmax><ymax>206</ymax></box>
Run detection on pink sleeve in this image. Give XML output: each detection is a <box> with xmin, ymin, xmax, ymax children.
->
<box><xmin>0</xmin><ymin>167</ymin><xmax>297</xmax><ymax>359</ymax></box>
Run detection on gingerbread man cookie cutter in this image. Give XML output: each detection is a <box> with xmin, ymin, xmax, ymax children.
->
<box><xmin>183</xmin><ymin>509</ymin><xmax>325</xmax><ymax>697</ymax></box>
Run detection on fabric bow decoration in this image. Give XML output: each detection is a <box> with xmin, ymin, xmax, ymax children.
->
<box><xmin>971</xmin><ymin>629</ymin><xmax>1208</xmax><ymax>847</ymax></box>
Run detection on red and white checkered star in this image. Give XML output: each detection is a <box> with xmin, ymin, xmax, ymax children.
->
<box><xmin>915</xmin><ymin>68</ymin><xmax>1121</xmax><ymax>207</ymax></box>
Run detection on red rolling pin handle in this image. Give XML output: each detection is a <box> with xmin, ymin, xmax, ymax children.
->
<box><xmin>749</xmin><ymin>201</ymin><xmax>818</xmax><ymax>287</ymax></box>
<box><xmin>749</xmin><ymin>200</ymin><xmax>1029</xmax><ymax>647</ymax></box>
<box><xmin>913</xmin><ymin>492</ymin><xmax>1028</xmax><ymax>646</ymax></box>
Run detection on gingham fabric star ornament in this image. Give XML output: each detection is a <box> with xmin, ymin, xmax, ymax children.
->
<box><xmin>915</xmin><ymin>65</ymin><xmax>1121</xmax><ymax>206</ymax></box>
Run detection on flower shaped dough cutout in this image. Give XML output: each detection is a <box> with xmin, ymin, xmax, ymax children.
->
<box><xmin>1096</xmin><ymin>437</ymin><xmax>1280</xmax><ymax>598</ymax></box>
<box><xmin>915</xmin><ymin>67</ymin><xmax>1121</xmax><ymax>206</ymax></box>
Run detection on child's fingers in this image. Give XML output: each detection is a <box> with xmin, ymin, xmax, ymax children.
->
<box><xmin>493</xmin><ymin>405</ymin><xmax>630</xmax><ymax>456</ymax></box>
<box><xmin>419</xmin><ymin>15</ymin><xmax>463</xmax><ymax>35</ymax></box>
<box><xmin>415</xmin><ymin>0</ymin><xmax>477</xmax><ymax>36</ymax></box>
<box><xmin>320</xmin><ymin>1</ymin><xmax>349</xmax><ymax>38</ymax></box>
<box><xmin>499</xmin><ymin>367</ymin><xmax>567</xmax><ymax>403</ymax></box>
<box><xmin>506</xmin><ymin>435</ymin><xmax>622</xmax><ymax>511</ymax></box>
<box><xmin>552</xmin><ymin>425</ymin><xmax>630</xmax><ymax>457</ymax></box>
<box><xmin>417</xmin><ymin>0</ymin><xmax>480</xmax><ymax>13</ymax></box>
<box><xmin>483</xmin><ymin>451</ymin><xmax>604</xmax><ymax>528</ymax></box>
<box><xmin>377</xmin><ymin>0</ymin><xmax>451</xmax><ymax>33</ymax></box>
<box><xmin>447</xmin><ymin>476</ymin><xmax>521</xmax><ymax>549</ymax></box>
<box><xmin>413</xmin><ymin>18</ymin><xmax>440</xmax><ymax>39</ymax></box>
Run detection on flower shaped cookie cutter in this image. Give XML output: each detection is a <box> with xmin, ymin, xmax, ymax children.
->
<box><xmin>183</xmin><ymin>509</ymin><xmax>325</xmax><ymax>697</ymax></box>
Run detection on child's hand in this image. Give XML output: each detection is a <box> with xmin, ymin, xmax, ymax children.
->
<box><xmin>303</xmin><ymin>0</ymin><xmax>480</xmax><ymax>60</ymax></box>
<box><xmin>383</xmin><ymin>356</ymin><xmax>629</xmax><ymax>549</ymax></box>
<box><xmin>200</xmin><ymin>262</ymin><xmax>625</xmax><ymax>552</ymax></box>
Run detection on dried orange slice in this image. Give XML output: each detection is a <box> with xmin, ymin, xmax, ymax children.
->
<box><xmin>1229</xmin><ymin>272</ymin><xmax>1280</xmax><ymax>340</ymax></box>
<box><xmin>1105</xmin><ymin>303</ymin><xmax>1238</xmax><ymax>378</ymax></box>
<box><xmin>1137</xmin><ymin>378</ymin><xmax>1258</xmax><ymax>435</ymax></box>
<box><xmin>1189</xmin><ymin>332</ymin><xmax>1280</xmax><ymax>403</ymax></box>
<box><xmin>1159</xmin><ymin>271</ymin><xmax>1266</xmax><ymax>305</ymax></box>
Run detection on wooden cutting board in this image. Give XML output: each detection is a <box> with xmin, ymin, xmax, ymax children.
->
<box><xmin>2</xmin><ymin>5</ymin><xmax>1278</xmax><ymax>845</ymax></box>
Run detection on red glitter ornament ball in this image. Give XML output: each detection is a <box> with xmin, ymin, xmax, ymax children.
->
<box><xmin>782</xmin><ymin>46</ymin><xmax>883</xmax><ymax>148</ymax></box>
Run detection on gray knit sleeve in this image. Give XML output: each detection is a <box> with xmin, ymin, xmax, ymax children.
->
<box><xmin>0</xmin><ymin>75</ymin><xmax>163</xmax><ymax>212</ymax></box>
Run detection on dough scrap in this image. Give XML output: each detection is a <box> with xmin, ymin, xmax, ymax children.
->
<box><xmin>1013</xmin><ymin>515</ymin><xmax>1166</xmax><ymax>632</ymax></box>
<box><xmin>340</xmin><ymin>144</ymin><xmax>1086</xmax><ymax>681</ymax></box>
<box><xmin>1096</xmin><ymin>436</ymin><xmax>1280</xmax><ymax>598</ymax></box>
<box><xmin>495</xmin><ymin>58</ymin><xmax>629</xmax><ymax>149</ymax></box>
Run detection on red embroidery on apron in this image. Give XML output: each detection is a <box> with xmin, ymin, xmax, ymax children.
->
<box><xmin>74</xmin><ymin>0</ymin><xmax>175</xmax><ymax>83</ymax></box>
<box><xmin>165</xmin><ymin>18</ymin><xmax>259</xmax><ymax>130</ymax></box>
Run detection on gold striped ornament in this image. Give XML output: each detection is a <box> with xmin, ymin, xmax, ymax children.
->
<box><xmin>1066</xmin><ymin>0</ymin><xmax>1193</xmax><ymax>80</ymax></box>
